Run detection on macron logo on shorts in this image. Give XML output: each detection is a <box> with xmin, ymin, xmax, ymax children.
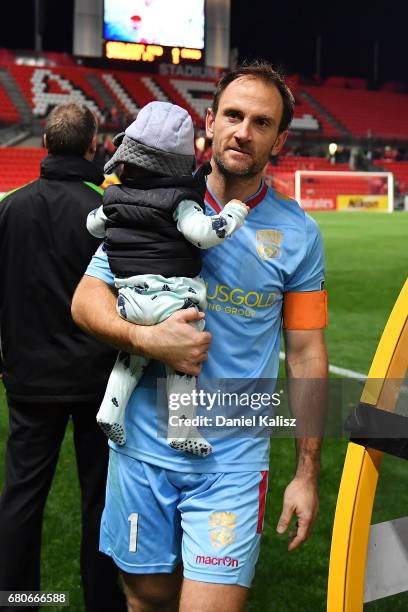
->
<box><xmin>196</xmin><ymin>555</ymin><xmax>239</xmax><ymax>568</ymax></box>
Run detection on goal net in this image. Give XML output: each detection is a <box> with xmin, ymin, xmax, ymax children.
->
<box><xmin>294</xmin><ymin>171</ymin><xmax>394</xmax><ymax>212</ymax></box>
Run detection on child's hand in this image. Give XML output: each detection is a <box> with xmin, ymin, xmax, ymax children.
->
<box><xmin>228</xmin><ymin>198</ymin><xmax>250</xmax><ymax>213</ymax></box>
<box><xmin>222</xmin><ymin>199</ymin><xmax>249</xmax><ymax>231</ymax></box>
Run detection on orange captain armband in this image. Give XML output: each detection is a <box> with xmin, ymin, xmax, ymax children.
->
<box><xmin>283</xmin><ymin>290</ymin><xmax>328</xmax><ymax>330</ymax></box>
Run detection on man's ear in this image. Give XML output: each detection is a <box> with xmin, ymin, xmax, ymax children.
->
<box><xmin>205</xmin><ymin>107</ymin><xmax>215</xmax><ymax>140</ymax></box>
<box><xmin>84</xmin><ymin>134</ymin><xmax>98</xmax><ymax>161</ymax></box>
<box><xmin>271</xmin><ymin>130</ymin><xmax>288</xmax><ymax>156</ymax></box>
<box><xmin>90</xmin><ymin>134</ymin><xmax>98</xmax><ymax>155</ymax></box>
<box><xmin>43</xmin><ymin>134</ymin><xmax>47</xmax><ymax>149</ymax></box>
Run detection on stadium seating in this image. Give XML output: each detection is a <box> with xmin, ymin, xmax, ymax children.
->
<box><xmin>0</xmin><ymin>82</ymin><xmax>19</xmax><ymax>123</ymax></box>
<box><xmin>374</xmin><ymin>159</ymin><xmax>408</xmax><ymax>192</ymax></box>
<box><xmin>1</xmin><ymin>63</ymin><xmax>406</xmax><ymax>140</ymax></box>
<box><xmin>0</xmin><ymin>147</ymin><xmax>46</xmax><ymax>193</ymax></box>
<box><xmin>0</xmin><ymin>64</ymin><xmax>338</xmax><ymax>134</ymax></box>
<box><xmin>101</xmin><ymin>73</ymin><xmax>139</xmax><ymax>115</ymax></box>
<box><xmin>1</xmin><ymin>51</ymin><xmax>408</xmax><ymax>196</ymax></box>
<box><xmin>325</xmin><ymin>76</ymin><xmax>366</xmax><ymax>89</ymax></box>
<box><xmin>275</xmin><ymin>156</ymin><xmax>334</xmax><ymax>171</ymax></box>
<box><xmin>2</xmin><ymin>148</ymin><xmax>408</xmax><ymax>202</ymax></box>
<box><xmin>0</xmin><ymin>49</ymin><xmax>16</xmax><ymax>65</ymax></box>
<box><xmin>8</xmin><ymin>65</ymin><xmax>105</xmax><ymax>123</ymax></box>
<box><xmin>288</xmin><ymin>82</ymin><xmax>341</xmax><ymax>137</ymax></box>
<box><xmin>301</xmin><ymin>85</ymin><xmax>408</xmax><ymax>139</ymax></box>
<box><xmin>109</xmin><ymin>72</ymin><xmax>154</xmax><ymax>109</ymax></box>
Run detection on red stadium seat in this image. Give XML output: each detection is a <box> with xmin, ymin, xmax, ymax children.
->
<box><xmin>0</xmin><ymin>148</ymin><xmax>46</xmax><ymax>193</ymax></box>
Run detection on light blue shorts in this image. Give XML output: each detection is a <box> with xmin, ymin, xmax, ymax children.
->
<box><xmin>100</xmin><ymin>449</ymin><xmax>269</xmax><ymax>587</ymax></box>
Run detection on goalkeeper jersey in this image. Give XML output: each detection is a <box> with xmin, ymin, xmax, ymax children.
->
<box><xmin>85</xmin><ymin>180</ymin><xmax>326</xmax><ymax>473</ymax></box>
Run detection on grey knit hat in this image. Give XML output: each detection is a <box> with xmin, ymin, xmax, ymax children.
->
<box><xmin>104</xmin><ymin>101</ymin><xmax>196</xmax><ymax>176</ymax></box>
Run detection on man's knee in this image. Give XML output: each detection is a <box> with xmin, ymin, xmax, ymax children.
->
<box><xmin>180</xmin><ymin>579</ymin><xmax>248</xmax><ymax>612</ymax></box>
<box><xmin>121</xmin><ymin>567</ymin><xmax>182</xmax><ymax>612</ymax></box>
<box><xmin>124</xmin><ymin>583</ymin><xmax>179</xmax><ymax>612</ymax></box>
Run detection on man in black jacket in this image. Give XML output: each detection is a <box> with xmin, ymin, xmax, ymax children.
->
<box><xmin>0</xmin><ymin>103</ymin><xmax>126</xmax><ymax>612</ymax></box>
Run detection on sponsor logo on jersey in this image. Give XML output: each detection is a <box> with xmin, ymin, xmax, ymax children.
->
<box><xmin>196</xmin><ymin>554</ymin><xmax>239</xmax><ymax>568</ymax></box>
<box><xmin>208</xmin><ymin>511</ymin><xmax>237</xmax><ymax>548</ymax></box>
<box><xmin>206</xmin><ymin>283</ymin><xmax>277</xmax><ymax>308</ymax></box>
<box><xmin>256</xmin><ymin>229</ymin><xmax>283</xmax><ymax>260</ymax></box>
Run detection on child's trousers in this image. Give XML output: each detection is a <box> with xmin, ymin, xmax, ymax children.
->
<box><xmin>96</xmin><ymin>274</ymin><xmax>212</xmax><ymax>456</ymax></box>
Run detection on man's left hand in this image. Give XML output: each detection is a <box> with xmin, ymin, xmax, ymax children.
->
<box><xmin>276</xmin><ymin>476</ymin><xmax>319</xmax><ymax>551</ymax></box>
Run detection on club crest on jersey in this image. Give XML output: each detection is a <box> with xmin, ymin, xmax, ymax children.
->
<box><xmin>208</xmin><ymin>511</ymin><xmax>237</xmax><ymax>548</ymax></box>
<box><xmin>256</xmin><ymin>230</ymin><xmax>283</xmax><ymax>260</ymax></box>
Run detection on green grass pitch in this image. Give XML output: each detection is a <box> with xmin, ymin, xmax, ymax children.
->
<box><xmin>0</xmin><ymin>212</ymin><xmax>407</xmax><ymax>610</ymax></box>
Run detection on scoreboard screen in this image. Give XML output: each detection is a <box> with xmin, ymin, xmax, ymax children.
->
<box><xmin>104</xmin><ymin>0</ymin><xmax>205</xmax><ymax>50</ymax></box>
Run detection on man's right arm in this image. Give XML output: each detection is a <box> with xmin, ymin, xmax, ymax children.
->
<box><xmin>71</xmin><ymin>275</ymin><xmax>211</xmax><ymax>376</ymax></box>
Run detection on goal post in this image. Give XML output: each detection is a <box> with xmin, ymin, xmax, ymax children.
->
<box><xmin>294</xmin><ymin>170</ymin><xmax>394</xmax><ymax>212</ymax></box>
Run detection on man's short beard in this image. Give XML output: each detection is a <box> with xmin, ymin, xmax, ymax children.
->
<box><xmin>213</xmin><ymin>150</ymin><xmax>262</xmax><ymax>178</ymax></box>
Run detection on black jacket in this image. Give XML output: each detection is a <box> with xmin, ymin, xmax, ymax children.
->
<box><xmin>0</xmin><ymin>155</ymin><xmax>116</xmax><ymax>402</ymax></box>
<box><xmin>103</xmin><ymin>164</ymin><xmax>210</xmax><ymax>279</ymax></box>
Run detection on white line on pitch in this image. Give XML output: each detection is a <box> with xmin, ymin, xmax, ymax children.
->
<box><xmin>279</xmin><ymin>352</ymin><xmax>366</xmax><ymax>379</ymax></box>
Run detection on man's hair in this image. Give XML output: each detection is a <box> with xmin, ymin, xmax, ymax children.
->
<box><xmin>44</xmin><ymin>103</ymin><xmax>97</xmax><ymax>156</ymax></box>
<box><xmin>212</xmin><ymin>60</ymin><xmax>295</xmax><ymax>134</ymax></box>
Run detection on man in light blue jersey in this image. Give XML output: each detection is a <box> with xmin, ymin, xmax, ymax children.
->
<box><xmin>72</xmin><ymin>61</ymin><xmax>328</xmax><ymax>612</ymax></box>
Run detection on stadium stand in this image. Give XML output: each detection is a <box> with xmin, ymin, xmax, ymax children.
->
<box><xmin>0</xmin><ymin>59</ymin><xmax>406</xmax><ymax>140</ymax></box>
<box><xmin>1</xmin><ymin>48</ymin><xmax>407</xmax><ymax>204</ymax></box>
<box><xmin>116</xmin><ymin>72</ymin><xmax>156</xmax><ymax>108</ymax></box>
<box><xmin>0</xmin><ymin>125</ymin><xmax>30</xmax><ymax>147</ymax></box>
<box><xmin>0</xmin><ymin>49</ymin><xmax>16</xmax><ymax>64</ymax></box>
<box><xmin>0</xmin><ymin>147</ymin><xmax>46</xmax><ymax>193</ymax></box>
<box><xmin>101</xmin><ymin>73</ymin><xmax>139</xmax><ymax>115</ymax></box>
<box><xmin>0</xmin><ymin>81</ymin><xmax>19</xmax><ymax>123</ymax></box>
<box><xmin>325</xmin><ymin>76</ymin><xmax>367</xmax><ymax>89</ymax></box>
<box><xmin>374</xmin><ymin>159</ymin><xmax>408</xmax><ymax>193</ymax></box>
<box><xmin>275</xmin><ymin>156</ymin><xmax>334</xmax><ymax>171</ymax></box>
<box><xmin>1</xmin><ymin>146</ymin><xmax>407</xmax><ymax>200</ymax></box>
<box><xmin>289</xmin><ymin>82</ymin><xmax>343</xmax><ymax>137</ymax></box>
<box><xmin>301</xmin><ymin>85</ymin><xmax>408</xmax><ymax>139</ymax></box>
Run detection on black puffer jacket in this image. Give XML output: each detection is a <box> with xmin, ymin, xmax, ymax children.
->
<box><xmin>0</xmin><ymin>155</ymin><xmax>116</xmax><ymax>402</ymax></box>
<box><xmin>103</xmin><ymin>163</ymin><xmax>210</xmax><ymax>278</ymax></box>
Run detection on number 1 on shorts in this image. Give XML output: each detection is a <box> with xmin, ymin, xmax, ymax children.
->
<box><xmin>128</xmin><ymin>512</ymin><xmax>139</xmax><ymax>552</ymax></box>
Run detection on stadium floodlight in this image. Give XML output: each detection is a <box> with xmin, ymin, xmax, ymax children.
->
<box><xmin>295</xmin><ymin>170</ymin><xmax>394</xmax><ymax>212</ymax></box>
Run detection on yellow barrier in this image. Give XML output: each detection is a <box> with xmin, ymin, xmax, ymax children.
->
<box><xmin>327</xmin><ymin>279</ymin><xmax>408</xmax><ymax>611</ymax></box>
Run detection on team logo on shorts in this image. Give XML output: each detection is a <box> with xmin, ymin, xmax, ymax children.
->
<box><xmin>256</xmin><ymin>230</ymin><xmax>283</xmax><ymax>260</ymax></box>
<box><xmin>208</xmin><ymin>511</ymin><xmax>237</xmax><ymax>548</ymax></box>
